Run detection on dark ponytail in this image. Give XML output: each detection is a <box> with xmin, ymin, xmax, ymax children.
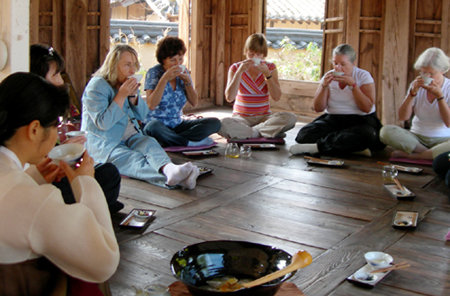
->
<box><xmin>0</xmin><ymin>72</ymin><xmax>69</xmax><ymax>145</ymax></box>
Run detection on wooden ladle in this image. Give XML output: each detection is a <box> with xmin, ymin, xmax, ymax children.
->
<box><xmin>220</xmin><ymin>250</ymin><xmax>312</xmax><ymax>291</ymax></box>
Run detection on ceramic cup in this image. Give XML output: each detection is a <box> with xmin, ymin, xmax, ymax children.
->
<box><xmin>364</xmin><ymin>251</ymin><xmax>393</xmax><ymax>270</ymax></box>
<box><xmin>333</xmin><ymin>71</ymin><xmax>345</xmax><ymax>76</ymax></box>
<box><xmin>48</xmin><ymin>143</ymin><xmax>85</xmax><ymax>167</ymax></box>
<box><xmin>129</xmin><ymin>73</ymin><xmax>143</xmax><ymax>82</ymax></box>
<box><xmin>179</xmin><ymin>65</ymin><xmax>187</xmax><ymax>72</ymax></box>
<box><xmin>252</xmin><ymin>57</ymin><xmax>261</xmax><ymax>65</ymax></box>
<box><xmin>421</xmin><ymin>74</ymin><xmax>433</xmax><ymax>86</ymax></box>
<box><xmin>65</xmin><ymin>130</ymin><xmax>88</xmax><ymax>138</ymax></box>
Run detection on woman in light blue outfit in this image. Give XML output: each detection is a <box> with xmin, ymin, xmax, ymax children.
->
<box><xmin>81</xmin><ymin>44</ymin><xmax>199</xmax><ymax>189</ymax></box>
<box><xmin>143</xmin><ymin>36</ymin><xmax>221</xmax><ymax>147</ymax></box>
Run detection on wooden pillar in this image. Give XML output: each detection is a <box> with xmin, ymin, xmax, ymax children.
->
<box><xmin>381</xmin><ymin>0</ymin><xmax>410</xmax><ymax>125</ymax></box>
<box><xmin>179</xmin><ymin>0</ymin><xmax>190</xmax><ymax>68</ymax></box>
<box><xmin>190</xmin><ymin>0</ymin><xmax>204</xmax><ymax>98</ymax></box>
<box><xmin>52</xmin><ymin>0</ymin><xmax>62</xmax><ymax>53</ymax></box>
<box><xmin>99</xmin><ymin>0</ymin><xmax>110</xmax><ymax>65</ymax></box>
<box><xmin>249</xmin><ymin>0</ymin><xmax>264</xmax><ymax>34</ymax></box>
<box><xmin>65</xmin><ymin>0</ymin><xmax>87</xmax><ymax>100</ymax></box>
<box><xmin>29</xmin><ymin>0</ymin><xmax>40</xmax><ymax>45</ymax></box>
<box><xmin>346</xmin><ymin>0</ymin><xmax>360</xmax><ymax>59</ymax></box>
<box><xmin>213</xmin><ymin>0</ymin><xmax>226</xmax><ymax>105</ymax></box>
<box><xmin>442</xmin><ymin>0</ymin><xmax>449</xmax><ymax>53</ymax></box>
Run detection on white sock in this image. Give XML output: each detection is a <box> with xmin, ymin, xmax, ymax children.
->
<box><xmin>289</xmin><ymin>143</ymin><xmax>319</xmax><ymax>155</ymax></box>
<box><xmin>251</xmin><ymin>128</ymin><xmax>260</xmax><ymax>138</ymax></box>
<box><xmin>179</xmin><ymin>165</ymin><xmax>200</xmax><ymax>190</ymax></box>
<box><xmin>163</xmin><ymin>162</ymin><xmax>194</xmax><ymax>186</ymax></box>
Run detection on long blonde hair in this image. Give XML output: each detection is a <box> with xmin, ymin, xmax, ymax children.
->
<box><xmin>94</xmin><ymin>44</ymin><xmax>140</xmax><ymax>86</ymax></box>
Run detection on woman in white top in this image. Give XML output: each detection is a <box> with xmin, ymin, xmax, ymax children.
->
<box><xmin>0</xmin><ymin>73</ymin><xmax>119</xmax><ymax>295</ymax></box>
<box><xmin>380</xmin><ymin>47</ymin><xmax>450</xmax><ymax>159</ymax></box>
<box><xmin>290</xmin><ymin>44</ymin><xmax>384</xmax><ymax>156</ymax></box>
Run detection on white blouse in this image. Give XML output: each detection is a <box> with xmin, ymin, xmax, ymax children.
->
<box><xmin>0</xmin><ymin>147</ymin><xmax>120</xmax><ymax>282</ymax></box>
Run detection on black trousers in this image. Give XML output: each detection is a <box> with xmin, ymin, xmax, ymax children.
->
<box><xmin>295</xmin><ymin>113</ymin><xmax>385</xmax><ymax>156</ymax></box>
<box><xmin>432</xmin><ymin>151</ymin><xmax>450</xmax><ymax>189</ymax></box>
<box><xmin>53</xmin><ymin>163</ymin><xmax>122</xmax><ymax>213</ymax></box>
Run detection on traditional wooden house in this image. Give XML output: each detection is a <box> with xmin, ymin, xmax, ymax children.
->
<box><xmin>0</xmin><ymin>1</ymin><xmax>449</xmax><ymax>295</ymax></box>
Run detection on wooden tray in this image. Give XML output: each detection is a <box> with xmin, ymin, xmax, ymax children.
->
<box><xmin>384</xmin><ymin>184</ymin><xmax>415</xmax><ymax>200</ymax></box>
<box><xmin>347</xmin><ymin>263</ymin><xmax>392</xmax><ymax>288</ymax></box>
<box><xmin>392</xmin><ymin>210</ymin><xmax>418</xmax><ymax>229</ymax></box>
<box><xmin>305</xmin><ymin>156</ymin><xmax>345</xmax><ymax>167</ymax></box>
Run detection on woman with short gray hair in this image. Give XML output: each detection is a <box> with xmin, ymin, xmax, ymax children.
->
<box><xmin>380</xmin><ymin>47</ymin><xmax>450</xmax><ymax>159</ymax></box>
<box><xmin>290</xmin><ymin>43</ymin><xmax>385</xmax><ymax>156</ymax></box>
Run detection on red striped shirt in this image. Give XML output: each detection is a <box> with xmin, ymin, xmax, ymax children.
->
<box><xmin>231</xmin><ymin>61</ymin><xmax>276</xmax><ymax>117</ymax></box>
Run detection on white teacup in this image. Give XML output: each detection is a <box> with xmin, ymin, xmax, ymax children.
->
<box><xmin>333</xmin><ymin>71</ymin><xmax>345</xmax><ymax>76</ymax></box>
<box><xmin>364</xmin><ymin>251</ymin><xmax>393</xmax><ymax>269</ymax></box>
<box><xmin>179</xmin><ymin>65</ymin><xmax>187</xmax><ymax>72</ymax></box>
<box><xmin>129</xmin><ymin>73</ymin><xmax>143</xmax><ymax>82</ymax></box>
<box><xmin>421</xmin><ymin>74</ymin><xmax>433</xmax><ymax>86</ymax></box>
<box><xmin>252</xmin><ymin>58</ymin><xmax>261</xmax><ymax>65</ymax></box>
<box><xmin>65</xmin><ymin>130</ymin><xmax>87</xmax><ymax>138</ymax></box>
<box><xmin>48</xmin><ymin>143</ymin><xmax>85</xmax><ymax>166</ymax></box>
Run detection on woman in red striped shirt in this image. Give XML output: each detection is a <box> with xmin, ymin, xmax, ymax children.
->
<box><xmin>219</xmin><ymin>33</ymin><xmax>297</xmax><ymax>139</ymax></box>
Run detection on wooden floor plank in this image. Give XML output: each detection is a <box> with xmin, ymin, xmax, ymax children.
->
<box><xmin>108</xmin><ymin>109</ymin><xmax>449</xmax><ymax>296</ymax></box>
<box><xmin>157</xmin><ymin>216</ymin><xmax>324</xmax><ymax>258</ymax></box>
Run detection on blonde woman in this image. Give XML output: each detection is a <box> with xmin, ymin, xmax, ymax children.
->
<box><xmin>380</xmin><ymin>47</ymin><xmax>450</xmax><ymax>160</ymax></box>
<box><xmin>219</xmin><ymin>33</ymin><xmax>297</xmax><ymax>139</ymax></box>
<box><xmin>81</xmin><ymin>44</ymin><xmax>199</xmax><ymax>189</ymax></box>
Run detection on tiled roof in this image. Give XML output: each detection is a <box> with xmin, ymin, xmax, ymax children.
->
<box><xmin>111</xmin><ymin>0</ymin><xmax>324</xmax><ymax>23</ymax></box>
<box><xmin>110</xmin><ymin>20</ymin><xmax>323</xmax><ymax>49</ymax></box>
<box><xmin>267</xmin><ymin>0</ymin><xmax>325</xmax><ymax>23</ymax></box>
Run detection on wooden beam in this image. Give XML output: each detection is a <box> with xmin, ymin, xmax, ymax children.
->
<box><xmin>249</xmin><ymin>0</ymin><xmax>264</xmax><ymax>34</ymax></box>
<box><xmin>52</xmin><ymin>0</ymin><xmax>62</xmax><ymax>52</ymax></box>
<box><xmin>178</xmin><ymin>0</ymin><xmax>190</xmax><ymax>69</ymax></box>
<box><xmin>441</xmin><ymin>0</ymin><xmax>449</xmax><ymax>52</ymax></box>
<box><xmin>214</xmin><ymin>0</ymin><xmax>226</xmax><ymax>106</ymax></box>
<box><xmin>381</xmin><ymin>0</ymin><xmax>410</xmax><ymax>125</ymax></box>
<box><xmin>65</xmin><ymin>0</ymin><xmax>87</xmax><ymax>100</ymax></box>
<box><xmin>190</xmin><ymin>0</ymin><xmax>204</xmax><ymax>98</ymax></box>
<box><xmin>346</xmin><ymin>0</ymin><xmax>360</xmax><ymax>60</ymax></box>
<box><xmin>99</xmin><ymin>0</ymin><xmax>110</xmax><ymax>65</ymax></box>
<box><xmin>29</xmin><ymin>0</ymin><xmax>39</xmax><ymax>45</ymax></box>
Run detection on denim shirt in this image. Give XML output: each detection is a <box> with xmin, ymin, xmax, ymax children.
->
<box><xmin>81</xmin><ymin>76</ymin><xmax>149</xmax><ymax>163</ymax></box>
<box><xmin>144</xmin><ymin>64</ymin><xmax>188</xmax><ymax>128</ymax></box>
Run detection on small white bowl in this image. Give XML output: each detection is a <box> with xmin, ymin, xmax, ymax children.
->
<box><xmin>354</xmin><ymin>269</ymin><xmax>378</xmax><ymax>283</ymax></box>
<box><xmin>129</xmin><ymin>73</ymin><xmax>143</xmax><ymax>82</ymax></box>
<box><xmin>65</xmin><ymin>130</ymin><xmax>87</xmax><ymax>138</ymax></box>
<box><xmin>48</xmin><ymin>143</ymin><xmax>85</xmax><ymax>165</ymax></box>
<box><xmin>421</xmin><ymin>75</ymin><xmax>433</xmax><ymax>86</ymax></box>
<box><xmin>179</xmin><ymin>65</ymin><xmax>187</xmax><ymax>72</ymax></box>
<box><xmin>333</xmin><ymin>71</ymin><xmax>345</xmax><ymax>76</ymax></box>
<box><xmin>252</xmin><ymin>57</ymin><xmax>261</xmax><ymax>65</ymax></box>
<box><xmin>364</xmin><ymin>251</ymin><xmax>393</xmax><ymax>269</ymax></box>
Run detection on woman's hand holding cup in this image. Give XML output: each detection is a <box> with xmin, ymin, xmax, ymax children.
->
<box><xmin>60</xmin><ymin>151</ymin><xmax>95</xmax><ymax>183</ymax></box>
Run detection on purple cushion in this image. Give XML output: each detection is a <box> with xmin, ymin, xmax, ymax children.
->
<box><xmin>227</xmin><ymin>137</ymin><xmax>285</xmax><ymax>144</ymax></box>
<box><xmin>164</xmin><ymin>142</ymin><xmax>217</xmax><ymax>152</ymax></box>
<box><xmin>388</xmin><ymin>157</ymin><xmax>433</xmax><ymax>166</ymax></box>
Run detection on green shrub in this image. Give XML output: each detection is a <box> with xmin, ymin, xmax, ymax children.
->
<box><xmin>267</xmin><ymin>37</ymin><xmax>322</xmax><ymax>81</ymax></box>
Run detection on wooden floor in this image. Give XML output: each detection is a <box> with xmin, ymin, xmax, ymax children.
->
<box><xmin>109</xmin><ymin>109</ymin><xmax>450</xmax><ymax>296</ymax></box>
